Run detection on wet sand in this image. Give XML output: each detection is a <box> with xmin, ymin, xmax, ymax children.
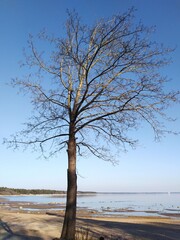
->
<box><xmin>0</xmin><ymin>198</ymin><xmax>180</xmax><ymax>240</ymax></box>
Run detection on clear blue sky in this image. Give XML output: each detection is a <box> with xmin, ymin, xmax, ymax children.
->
<box><xmin>0</xmin><ymin>0</ymin><xmax>180</xmax><ymax>192</ymax></box>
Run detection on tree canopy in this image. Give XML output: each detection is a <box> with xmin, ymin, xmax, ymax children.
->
<box><xmin>7</xmin><ymin>9</ymin><xmax>179</xmax><ymax>163</ymax></box>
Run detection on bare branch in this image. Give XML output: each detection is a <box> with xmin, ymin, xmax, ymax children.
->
<box><xmin>6</xmin><ymin>9</ymin><xmax>179</xmax><ymax>161</ymax></box>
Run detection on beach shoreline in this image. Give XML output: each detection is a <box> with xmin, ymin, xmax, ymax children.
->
<box><xmin>0</xmin><ymin>198</ymin><xmax>180</xmax><ymax>240</ymax></box>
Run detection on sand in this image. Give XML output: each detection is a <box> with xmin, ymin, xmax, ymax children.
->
<box><xmin>0</xmin><ymin>198</ymin><xmax>180</xmax><ymax>240</ymax></box>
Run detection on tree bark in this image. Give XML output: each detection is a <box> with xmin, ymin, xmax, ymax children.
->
<box><xmin>60</xmin><ymin>130</ymin><xmax>77</xmax><ymax>240</ymax></box>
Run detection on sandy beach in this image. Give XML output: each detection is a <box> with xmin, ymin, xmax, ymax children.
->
<box><xmin>0</xmin><ymin>197</ymin><xmax>180</xmax><ymax>240</ymax></box>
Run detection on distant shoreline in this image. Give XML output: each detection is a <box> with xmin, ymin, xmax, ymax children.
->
<box><xmin>0</xmin><ymin>187</ymin><xmax>96</xmax><ymax>196</ymax></box>
<box><xmin>1</xmin><ymin>187</ymin><xmax>180</xmax><ymax>196</ymax></box>
<box><xmin>97</xmin><ymin>191</ymin><xmax>180</xmax><ymax>194</ymax></box>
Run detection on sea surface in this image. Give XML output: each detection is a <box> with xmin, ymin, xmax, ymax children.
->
<box><xmin>5</xmin><ymin>192</ymin><xmax>180</xmax><ymax>218</ymax></box>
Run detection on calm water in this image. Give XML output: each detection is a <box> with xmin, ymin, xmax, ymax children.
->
<box><xmin>5</xmin><ymin>192</ymin><xmax>180</xmax><ymax>217</ymax></box>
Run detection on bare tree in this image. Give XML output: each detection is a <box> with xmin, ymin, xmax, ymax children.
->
<box><xmin>5</xmin><ymin>9</ymin><xmax>179</xmax><ymax>240</ymax></box>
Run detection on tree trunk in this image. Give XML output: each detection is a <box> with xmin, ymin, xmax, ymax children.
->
<box><xmin>60</xmin><ymin>131</ymin><xmax>77</xmax><ymax>240</ymax></box>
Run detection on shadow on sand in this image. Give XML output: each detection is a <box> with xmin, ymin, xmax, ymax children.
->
<box><xmin>45</xmin><ymin>212</ymin><xmax>180</xmax><ymax>240</ymax></box>
<box><xmin>81</xmin><ymin>218</ymin><xmax>180</xmax><ymax>240</ymax></box>
<box><xmin>0</xmin><ymin>219</ymin><xmax>43</xmax><ymax>240</ymax></box>
<box><xmin>1</xmin><ymin>213</ymin><xmax>180</xmax><ymax>240</ymax></box>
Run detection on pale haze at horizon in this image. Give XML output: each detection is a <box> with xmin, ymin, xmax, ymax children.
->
<box><xmin>0</xmin><ymin>0</ymin><xmax>180</xmax><ymax>192</ymax></box>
